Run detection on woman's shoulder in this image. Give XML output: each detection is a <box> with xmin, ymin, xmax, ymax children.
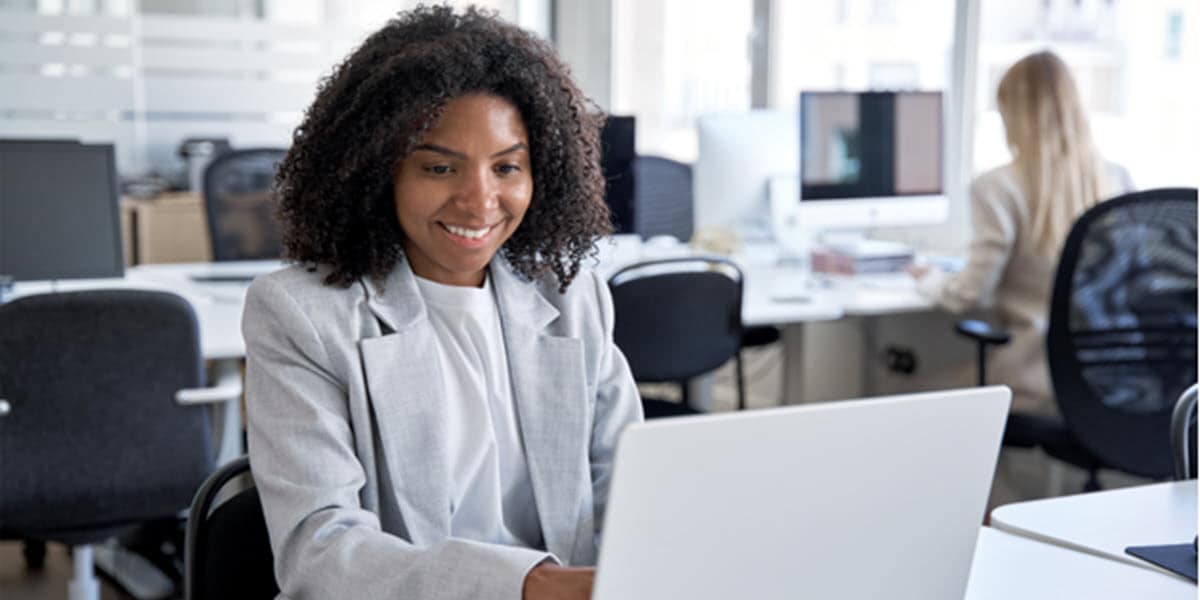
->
<box><xmin>971</xmin><ymin>163</ymin><xmax>1022</xmax><ymax>193</ymax></box>
<box><xmin>533</xmin><ymin>267</ymin><xmax>606</xmax><ymax>309</ymax></box>
<box><xmin>505</xmin><ymin>264</ymin><xmax>610</xmax><ymax>337</ymax></box>
<box><xmin>969</xmin><ymin>163</ymin><xmax>1027</xmax><ymax>210</ymax></box>
<box><xmin>246</xmin><ymin>263</ymin><xmax>365</xmax><ymax>316</ymax></box>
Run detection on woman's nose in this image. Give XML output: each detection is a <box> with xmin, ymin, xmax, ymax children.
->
<box><xmin>456</xmin><ymin>168</ymin><xmax>499</xmax><ymax>211</ymax></box>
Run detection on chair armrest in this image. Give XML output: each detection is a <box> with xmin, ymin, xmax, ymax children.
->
<box><xmin>175</xmin><ymin>369</ymin><xmax>243</xmax><ymax>405</ymax></box>
<box><xmin>1172</xmin><ymin>383</ymin><xmax>1198</xmax><ymax>480</ymax></box>
<box><xmin>954</xmin><ymin>319</ymin><xmax>1012</xmax><ymax>346</ymax></box>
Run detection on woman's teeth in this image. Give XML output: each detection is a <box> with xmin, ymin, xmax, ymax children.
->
<box><xmin>445</xmin><ymin>224</ymin><xmax>490</xmax><ymax>239</ymax></box>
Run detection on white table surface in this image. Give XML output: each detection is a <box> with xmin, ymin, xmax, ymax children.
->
<box><xmin>991</xmin><ymin>480</ymin><xmax>1197</xmax><ymax>579</ymax></box>
<box><xmin>8</xmin><ymin>239</ymin><xmax>933</xmax><ymax>361</ymax></box>
<box><xmin>812</xmin><ymin>272</ymin><xmax>935</xmax><ymax>316</ymax></box>
<box><xmin>965</xmin><ymin>527</ymin><xmax>1195</xmax><ymax>599</ymax></box>
<box><xmin>130</xmin><ymin>260</ymin><xmax>284</xmax><ymax>359</ymax></box>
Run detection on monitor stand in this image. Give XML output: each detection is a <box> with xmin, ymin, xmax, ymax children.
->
<box><xmin>772</xmin><ymin>180</ymin><xmax>912</xmax><ymax>280</ymax></box>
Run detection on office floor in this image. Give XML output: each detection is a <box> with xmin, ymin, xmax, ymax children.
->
<box><xmin>0</xmin><ymin>542</ymin><xmax>134</xmax><ymax>600</ymax></box>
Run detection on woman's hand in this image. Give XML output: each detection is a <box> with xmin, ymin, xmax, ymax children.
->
<box><xmin>522</xmin><ymin>563</ymin><xmax>595</xmax><ymax>600</ymax></box>
<box><xmin>906</xmin><ymin>264</ymin><xmax>931</xmax><ymax>279</ymax></box>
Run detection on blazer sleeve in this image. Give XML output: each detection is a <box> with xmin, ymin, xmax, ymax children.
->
<box><xmin>243</xmin><ymin>277</ymin><xmax>552</xmax><ymax>600</ymax></box>
<box><xmin>583</xmin><ymin>270</ymin><xmax>644</xmax><ymax>531</ymax></box>
<box><xmin>915</xmin><ymin>175</ymin><xmax>1020</xmax><ymax>314</ymax></box>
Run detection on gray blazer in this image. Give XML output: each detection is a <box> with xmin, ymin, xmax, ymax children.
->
<box><xmin>242</xmin><ymin>255</ymin><xmax>643</xmax><ymax>600</ymax></box>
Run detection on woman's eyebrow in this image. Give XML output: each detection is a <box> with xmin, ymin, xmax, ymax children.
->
<box><xmin>412</xmin><ymin>143</ymin><xmax>466</xmax><ymax>159</ymax></box>
<box><xmin>490</xmin><ymin>142</ymin><xmax>528</xmax><ymax>158</ymax></box>
<box><xmin>411</xmin><ymin>142</ymin><xmax>527</xmax><ymax>159</ymax></box>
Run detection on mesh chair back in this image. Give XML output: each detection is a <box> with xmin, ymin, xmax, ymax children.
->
<box><xmin>608</xmin><ymin>258</ymin><xmax>743</xmax><ymax>383</ymax></box>
<box><xmin>633</xmin><ymin>156</ymin><xmax>694</xmax><ymax>242</ymax></box>
<box><xmin>186</xmin><ymin>457</ymin><xmax>278</xmax><ymax>600</ymax></box>
<box><xmin>0</xmin><ymin>290</ymin><xmax>213</xmax><ymax>536</ymax></box>
<box><xmin>1048</xmin><ymin>188</ymin><xmax>1198</xmax><ymax>478</ymax></box>
<box><xmin>202</xmin><ymin>148</ymin><xmax>287</xmax><ymax>261</ymax></box>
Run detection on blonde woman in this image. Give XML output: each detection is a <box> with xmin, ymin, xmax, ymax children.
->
<box><xmin>910</xmin><ymin>51</ymin><xmax>1133</xmax><ymax>417</ymax></box>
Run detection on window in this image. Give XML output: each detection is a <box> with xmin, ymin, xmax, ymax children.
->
<box><xmin>769</xmin><ymin>0</ymin><xmax>955</xmax><ymax>109</ymax></box>
<box><xmin>974</xmin><ymin>0</ymin><xmax>1199</xmax><ymax>188</ymax></box>
<box><xmin>611</xmin><ymin>0</ymin><xmax>754</xmax><ymax>160</ymax></box>
<box><xmin>0</xmin><ymin>0</ymin><xmax>540</xmax><ymax>174</ymax></box>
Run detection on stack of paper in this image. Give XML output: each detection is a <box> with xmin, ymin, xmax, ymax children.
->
<box><xmin>810</xmin><ymin>239</ymin><xmax>915</xmax><ymax>275</ymax></box>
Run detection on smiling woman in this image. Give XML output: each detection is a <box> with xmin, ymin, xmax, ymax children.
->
<box><xmin>240</xmin><ymin>6</ymin><xmax>642</xmax><ymax>600</ymax></box>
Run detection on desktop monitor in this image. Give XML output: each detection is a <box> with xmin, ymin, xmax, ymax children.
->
<box><xmin>0</xmin><ymin>141</ymin><xmax>124</xmax><ymax>281</ymax></box>
<box><xmin>695</xmin><ymin>110</ymin><xmax>798</xmax><ymax>240</ymax></box>
<box><xmin>795</xmin><ymin>90</ymin><xmax>947</xmax><ymax>229</ymax></box>
<box><xmin>600</xmin><ymin>115</ymin><xmax>637</xmax><ymax>234</ymax></box>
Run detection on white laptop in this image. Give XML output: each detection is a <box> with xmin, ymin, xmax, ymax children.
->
<box><xmin>592</xmin><ymin>386</ymin><xmax>1011</xmax><ymax>600</ymax></box>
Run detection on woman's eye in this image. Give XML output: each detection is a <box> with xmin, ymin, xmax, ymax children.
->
<box><xmin>496</xmin><ymin>164</ymin><xmax>521</xmax><ymax>175</ymax></box>
<box><xmin>426</xmin><ymin>165</ymin><xmax>451</xmax><ymax>175</ymax></box>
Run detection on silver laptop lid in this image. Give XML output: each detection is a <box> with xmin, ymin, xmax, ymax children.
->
<box><xmin>592</xmin><ymin>386</ymin><xmax>1010</xmax><ymax>600</ymax></box>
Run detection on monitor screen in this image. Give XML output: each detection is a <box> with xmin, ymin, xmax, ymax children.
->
<box><xmin>800</xmin><ymin>91</ymin><xmax>942</xmax><ymax>201</ymax></box>
<box><xmin>0</xmin><ymin>141</ymin><xmax>124</xmax><ymax>281</ymax></box>
<box><xmin>600</xmin><ymin>115</ymin><xmax>636</xmax><ymax>234</ymax></box>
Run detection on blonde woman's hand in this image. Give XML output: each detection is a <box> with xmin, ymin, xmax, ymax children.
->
<box><xmin>906</xmin><ymin>264</ymin><xmax>932</xmax><ymax>279</ymax></box>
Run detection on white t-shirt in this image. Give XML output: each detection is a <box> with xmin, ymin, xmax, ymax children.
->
<box><xmin>414</xmin><ymin>272</ymin><xmax>544</xmax><ymax>550</ymax></box>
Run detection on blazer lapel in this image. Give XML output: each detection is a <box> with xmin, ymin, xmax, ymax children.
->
<box><xmin>358</xmin><ymin>262</ymin><xmax>452</xmax><ymax>546</ymax></box>
<box><xmin>491</xmin><ymin>259</ymin><xmax>590</xmax><ymax>561</ymax></box>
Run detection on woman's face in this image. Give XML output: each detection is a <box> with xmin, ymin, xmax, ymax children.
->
<box><xmin>393</xmin><ymin>93</ymin><xmax>533</xmax><ymax>287</ymax></box>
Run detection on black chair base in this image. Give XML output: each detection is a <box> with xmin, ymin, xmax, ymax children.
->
<box><xmin>1003</xmin><ymin>412</ymin><xmax>1103</xmax><ymax>491</ymax></box>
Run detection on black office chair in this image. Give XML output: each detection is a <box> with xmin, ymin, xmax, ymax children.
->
<box><xmin>185</xmin><ymin>456</ymin><xmax>279</xmax><ymax>600</ymax></box>
<box><xmin>0</xmin><ymin>289</ymin><xmax>215</xmax><ymax>598</ymax></box>
<box><xmin>633</xmin><ymin>155</ymin><xmax>782</xmax><ymax>357</ymax></box>
<box><xmin>957</xmin><ymin>188</ymin><xmax>1198</xmax><ymax>490</ymax></box>
<box><xmin>609</xmin><ymin>257</ymin><xmax>747</xmax><ymax>417</ymax></box>
<box><xmin>1171</xmin><ymin>383</ymin><xmax>1198</xmax><ymax>480</ymax></box>
<box><xmin>202</xmin><ymin>147</ymin><xmax>287</xmax><ymax>261</ymax></box>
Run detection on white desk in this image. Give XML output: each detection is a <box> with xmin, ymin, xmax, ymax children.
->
<box><xmin>965</xmin><ymin>527</ymin><xmax>1195</xmax><ymax>599</ymax></box>
<box><xmin>814</xmin><ymin>273</ymin><xmax>934</xmax><ymax>317</ymax></box>
<box><xmin>127</xmin><ymin>260</ymin><xmax>284</xmax><ymax>358</ymax></box>
<box><xmin>10</xmin><ymin>240</ymin><xmax>932</xmax><ymax>368</ymax></box>
<box><xmin>991</xmin><ymin>481</ymin><xmax>1197</xmax><ymax>580</ymax></box>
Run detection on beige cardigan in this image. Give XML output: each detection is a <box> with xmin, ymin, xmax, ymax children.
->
<box><xmin>916</xmin><ymin>162</ymin><xmax>1133</xmax><ymax>414</ymax></box>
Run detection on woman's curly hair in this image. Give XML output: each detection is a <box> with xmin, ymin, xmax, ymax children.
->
<box><xmin>276</xmin><ymin>4</ymin><xmax>612</xmax><ymax>290</ymax></box>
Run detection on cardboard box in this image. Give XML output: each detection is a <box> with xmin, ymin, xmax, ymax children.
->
<box><xmin>121</xmin><ymin>192</ymin><xmax>212</xmax><ymax>265</ymax></box>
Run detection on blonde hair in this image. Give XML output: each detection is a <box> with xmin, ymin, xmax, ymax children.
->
<box><xmin>997</xmin><ymin>51</ymin><xmax>1114</xmax><ymax>257</ymax></box>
